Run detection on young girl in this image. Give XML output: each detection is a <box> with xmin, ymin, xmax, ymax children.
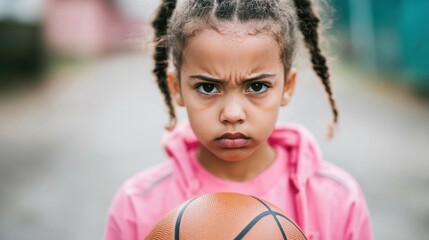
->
<box><xmin>106</xmin><ymin>0</ymin><xmax>372</xmax><ymax>239</ymax></box>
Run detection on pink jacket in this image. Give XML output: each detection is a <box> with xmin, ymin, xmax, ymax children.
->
<box><xmin>106</xmin><ymin>122</ymin><xmax>372</xmax><ymax>240</ymax></box>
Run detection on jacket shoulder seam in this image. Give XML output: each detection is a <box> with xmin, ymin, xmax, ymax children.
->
<box><xmin>141</xmin><ymin>171</ymin><xmax>175</xmax><ymax>197</ymax></box>
<box><xmin>314</xmin><ymin>171</ymin><xmax>351</xmax><ymax>192</ymax></box>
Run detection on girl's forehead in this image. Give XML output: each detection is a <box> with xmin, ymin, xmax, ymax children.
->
<box><xmin>176</xmin><ymin>20</ymin><xmax>286</xmax><ymax>64</ymax></box>
<box><xmin>181</xmin><ymin>27</ymin><xmax>284</xmax><ymax>76</ymax></box>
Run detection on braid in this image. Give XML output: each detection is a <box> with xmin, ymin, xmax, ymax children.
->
<box><xmin>292</xmin><ymin>0</ymin><xmax>339</xmax><ymax>138</ymax></box>
<box><xmin>152</xmin><ymin>0</ymin><xmax>178</xmax><ymax>130</ymax></box>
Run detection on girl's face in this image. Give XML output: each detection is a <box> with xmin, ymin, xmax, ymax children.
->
<box><xmin>168</xmin><ymin>25</ymin><xmax>296</xmax><ymax>162</ymax></box>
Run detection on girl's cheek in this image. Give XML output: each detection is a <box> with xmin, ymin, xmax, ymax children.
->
<box><xmin>247</xmin><ymin>94</ymin><xmax>279</xmax><ymax>109</ymax></box>
<box><xmin>191</xmin><ymin>98</ymin><xmax>218</xmax><ymax>112</ymax></box>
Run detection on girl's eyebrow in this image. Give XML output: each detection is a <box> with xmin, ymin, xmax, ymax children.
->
<box><xmin>189</xmin><ymin>74</ymin><xmax>276</xmax><ymax>84</ymax></box>
<box><xmin>243</xmin><ymin>74</ymin><xmax>276</xmax><ymax>83</ymax></box>
<box><xmin>189</xmin><ymin>75</ymin><xmax>223</xmax><ymax>84</ymax></box>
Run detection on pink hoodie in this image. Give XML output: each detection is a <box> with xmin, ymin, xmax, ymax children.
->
<box><xmin>106</xmin><ymin>122</ymin><xmax>372</xmax><ymax>240</ymax></box>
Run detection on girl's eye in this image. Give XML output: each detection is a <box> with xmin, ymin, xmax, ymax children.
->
<box><xmin>247</xmin><ymin>82</ymin><xmax>269</xmax><ymax>94</ymax></box>
<box><xmin>196</xmin><ymin>83</ymin><xmax>220</xmax><ymax>95</ymax></box>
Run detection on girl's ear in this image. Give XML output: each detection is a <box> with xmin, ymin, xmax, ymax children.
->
<box><xmin>167</xmin><ymin>70</ymin><xmax>184</xmax><ymax>106</ymax></box>
<box><xmin>281</xmin><ymin>68</ymin><xmax>297</xmax><ymax>106</ymax></box>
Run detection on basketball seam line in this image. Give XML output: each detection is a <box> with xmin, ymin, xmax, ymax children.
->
<box><xmin>251</xmin><ymin>197</ymin><xmax>288</xmax><ymax>240</ymax></box>
<box><xmin>234</xmin><ymin>210</ymin><xmax>287</xmax><ymax>240</ymax></box>
<box><xmin>275</xmin><ymin>214</ymin><xmax>308</xmax><ymax>240</ymax></box>
<box><xmin>174</xmin><ymin>197</ymin><xmax>199</xmax><ymax>240</ymax></box>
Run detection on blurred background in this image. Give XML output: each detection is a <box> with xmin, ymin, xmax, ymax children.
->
<box><xmin>0</xmin><ymin>0</ymin><xmax>428</xmax><ymax>239</ymax></box>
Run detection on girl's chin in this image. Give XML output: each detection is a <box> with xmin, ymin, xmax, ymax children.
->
<box><xmin>199</xmin><ymin>143</ymin><xmax>259</xmax><ymax>162</ymax></box>
<box><xmin>213</xmin><ymin>149</ymin><xmax>254</xmax><ymax>162</ymax></box>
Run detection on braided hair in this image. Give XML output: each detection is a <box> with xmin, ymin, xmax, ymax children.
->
<box><xmin>152</xmin><ymin>0</ymin><xmax>339</xmax><ymax>138</ymax></box>
<box><xmin>152</xmin><ymin>0</ymin><xmax>177</xmax><ymax>130</ymax></box>
<box><xmin>292</xmin><ymin>0</ymin><xmax>338</xmax><ymax>138</ymax></box>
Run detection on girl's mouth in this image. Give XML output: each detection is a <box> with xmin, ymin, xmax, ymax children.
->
<box><xmin>216</xmin><ymin>133</ymin><xmax>250</xmax><ymax>148</ymax></box>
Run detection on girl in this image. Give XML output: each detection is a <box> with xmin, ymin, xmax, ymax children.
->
<box><xmin>106</xmin><ymin>0</ymin><xmax>372</xmax><ymax>239</ymax></box>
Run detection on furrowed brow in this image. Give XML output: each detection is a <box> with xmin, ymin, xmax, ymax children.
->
<box><xmin>189</xmin><ymin>75</ymin><xmax>224</xmax><ymax>84</ymax></box>
<box><xmin>242</xmin><ymin>74</ymin><xmax>276</xmax><ymax>84</ymax></box>
<box><xmin>189</xmin><ymin>73</ymin><xmax>276</xmax><ymax>84</ymax></box>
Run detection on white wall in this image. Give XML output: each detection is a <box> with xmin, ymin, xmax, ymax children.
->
<box><xmin>0</xmin><ymin>0</ymin><xmax>43</xmax><ymax>23</ymax></box>
<box><xmin>115</xmin><ymin>0</ymin><xmax>160</xmax><ymax>21</ymax></box>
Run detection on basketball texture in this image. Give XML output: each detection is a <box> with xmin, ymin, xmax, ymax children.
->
<box><xmin>145</xmin><ymin>192</ymin><xmax>307</xmax><ymax>240</ymax></box>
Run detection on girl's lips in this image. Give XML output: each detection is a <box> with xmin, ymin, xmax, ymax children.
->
<box><xmin>216</xmin><ymin>132</ymin><xmax>250</xmax><ymax>148</ymax></box>
<box><xmin>218</xmin><ymin>132</ymin><xmax>249</xmax><ymax>139</ymax></box>
<box><xmin>217</xmin><ymin>138</ymin><xmax>249</xmax><ymax>148</ymax></box>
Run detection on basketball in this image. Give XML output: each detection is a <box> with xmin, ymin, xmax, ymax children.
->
<box><xmin>145</xmin><ymin>192</ymin><xmax>307</xmax><ymax>240</ymax></box>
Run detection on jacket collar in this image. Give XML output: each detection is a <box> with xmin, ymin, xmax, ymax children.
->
<box><xmin>162</xmin><ymin>121</ymin><xmax>323</xmax><ymax>196</ymax></box>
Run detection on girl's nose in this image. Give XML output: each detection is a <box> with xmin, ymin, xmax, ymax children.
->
<box><xmin>220</xmin><ymin>97</ymin><xmax>246</xmax><ymax>125</ymax></box>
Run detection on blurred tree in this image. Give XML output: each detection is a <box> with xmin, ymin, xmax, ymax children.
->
<box><xmin>0</xmin><ymin>20</ymin><xmax>44</xmax><ymax>90</ymax></box>
<box><xmin>331</xmin><ymin>0</ymin><xmax>429</xmax><ymax>95</ymax></box>
<box><xmin>399</xmin><ymin>0</ymin><xmax>429</xmax><ymax>96</ymax></box>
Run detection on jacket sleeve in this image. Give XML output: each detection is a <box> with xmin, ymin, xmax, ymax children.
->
<box><xmin>344</xmin><ymin>186</ymin><xmax>373</xmax><ymax>240</ymax></box>
<box><xmin>105</xmin><ymin>186</ymin><xmax>138</xmax><ymax>240</ymax></box>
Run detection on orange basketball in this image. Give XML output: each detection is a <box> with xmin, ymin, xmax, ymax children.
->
<box><xmin>145</xmin><ymin>192</ymin><xmax>307</xmax><ymax>240</ymax></box>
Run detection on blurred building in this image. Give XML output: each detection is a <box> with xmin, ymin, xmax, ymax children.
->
<box><xmin>0</xmin><ymin>0</ymin><xmax>159</xmax><ymax>89</ymax></box>
<box><xmin>332</xmin><ymin>0</ymin><xmax>429</xmax><ymax>94</ymax></box>
<box><xmin>43</xmin><ymin>0</ymin><xmax>142</xmax><ymax>56</ymax></box>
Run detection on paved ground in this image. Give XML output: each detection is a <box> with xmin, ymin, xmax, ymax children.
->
<box><xmin>0</xmin><ymin>51</ymin><xmax>428</xmax><ymax>239</ymax></box>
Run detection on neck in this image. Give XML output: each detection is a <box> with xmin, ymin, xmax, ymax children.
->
<box><xmin>196</xmin><ymin>142</ymin><xmax>276</xmax><ymax>182</ymax></box>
